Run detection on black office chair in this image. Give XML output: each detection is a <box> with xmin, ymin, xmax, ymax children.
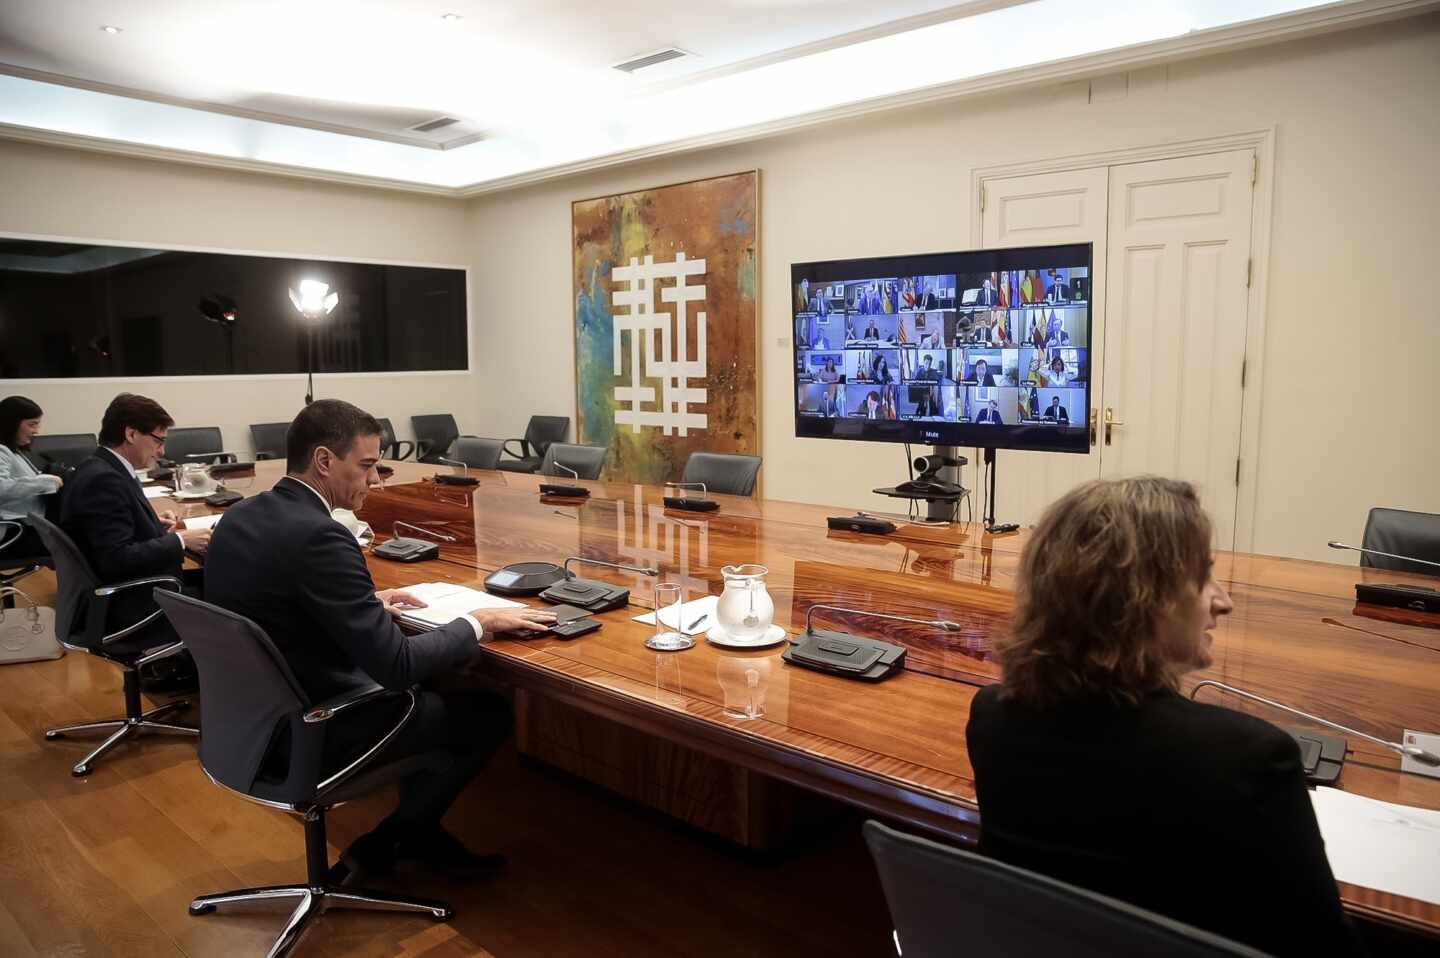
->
<box><xmin>0</xmin><ymin>518</ymin><xmax>53</xmax><ymax>603</ymax></box>
<box><xmin>165</xmin><ymin>426</ymin><xmax>236</xmax><ymax>464</ymax></box>
<box><xmin>862</xmin><ymin>821</ymin><xmax>1269</xmax><ymax>958</ymax></box>
<box><xmin>28</xmin><ymin>514</ymin><xmax>196</xmax><ymax>777</ymax></box>
<box><xmin>377</xmin><ymin>418</ymin><xmax>416</xmax><ymax>461</ymax></box>
<box><xmin>154</xmin><ymin>591</ymin><xmax>453</xmax><ymax>958</ymax></box>
<box><xmin>250</xmin><ymin>422</ymin><xmax>290</xmax><ymax>461</ymax></box>
<box><xmin>540</xmin><ymin>443</ymin><xmax>606</xmax><ymax>480</ymax></box>
<box><xmin>450</xmin><ymin>437</ymin><xmax>504</xmax><ymax>470</ymax></box>
<box><xmin>497</xmin><ymin>416</ymin><xmax>570</xmax><ymax>474</ymax></box>
<box><xmin>411</xmin><ymin>414</ymin><xmax>460</xmax><ymax>464</ymax></box>
<box><xmin>29</xmin><ymin>432</ymin><xmax>97</xmax><ymax>469</ymax></box>
<box><xmin>681</xmin><ymin>452</ymin><xmax>763</xmax><ymax>496</ymax></box>
<box><xmin>1361</xmin><ymin>507</ymin><xmax>1440</xmax><ymax>575</ymax></box>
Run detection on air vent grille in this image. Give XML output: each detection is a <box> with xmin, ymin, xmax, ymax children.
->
<box><xmin>613</xmin><ymin>48</ymin><xmax>689</xmax><ymax>73</ymax></box>
<box><xmin>410</xmin><ymin>115</ymin><xmax>461</xmax><ymax>133</ymax></box>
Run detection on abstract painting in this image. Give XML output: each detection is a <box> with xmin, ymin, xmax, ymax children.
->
<box><xmin>572</xmin><ymin>171</ymin><xmax>759</xmax><ymax>486</ymax></box>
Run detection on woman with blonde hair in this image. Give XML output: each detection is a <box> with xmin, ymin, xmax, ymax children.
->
<box><xmin>967</xmin><ymin>477</ymin><xmax>1357</xmax><ymax>957</ymax></box>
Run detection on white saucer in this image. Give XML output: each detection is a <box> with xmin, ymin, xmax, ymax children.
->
<box><xmin>169</xmin><ymin>490</ymin><xmax>213</xmax><ymax>501</ymax></box>
<box><xmin>706</xmin><ymin>623</ymin><xmax>788</xmax><ymax>650</ymax></box>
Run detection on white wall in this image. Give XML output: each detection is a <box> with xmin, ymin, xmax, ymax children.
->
<box><xmin>463</xmin><ymin>15</ymin><xmax>1440</xmax><ymax>563</ymax></box>
<box><xmin>0</xmin><ymin>141</ymin><xmax>480</xmax><ymax>453</ymax></box>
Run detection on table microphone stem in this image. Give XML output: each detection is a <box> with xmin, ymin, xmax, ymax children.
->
<box><xmin>1190</xmin><ymin>680</ymin><xmax>1440</xmax><ymax>766</ymax></box>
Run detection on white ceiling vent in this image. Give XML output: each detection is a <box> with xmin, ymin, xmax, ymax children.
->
<box><xmin>612</xmin><ymin>47</ymin><xmax>691</xmax><ymax>73</ymax></box>
<box><xmin>409</xmin><ymin>115</ymin><xmax>461</xmax><ymax>134</ymax></box>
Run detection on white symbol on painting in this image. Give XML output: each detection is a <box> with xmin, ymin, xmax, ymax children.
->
<box><xmin>612</xmin><ymin>252</ymin><xmax>708</xmax><ymax>435</ymax></box>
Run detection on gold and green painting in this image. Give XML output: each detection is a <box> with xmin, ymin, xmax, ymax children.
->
<box><xmin>572</xmin><ymin>171</ymin><xmax>759</xmax><ymax>486</ymax></box>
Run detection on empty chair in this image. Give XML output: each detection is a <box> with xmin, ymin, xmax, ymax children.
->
<box><xmin>164</xmin><ymin>426</ymin><xmax>235</xmax><ymax>464</ymax></box>
<box><xmin>449</xmin><ymin>437</ymin><xmax>503</xmax><ymax>470</ymax></box>
<box><xmin>377</xmin><ymin>418</ymin><xmax>415</xmax><ymax>461</ymax></box>
<box><xmin>1361</xmin><ymin>507</ymin><xmax>1440</xmax><ymax>575</ymax></box>
<box><xmin>681</xmin><ymin>452</ymin><xmax>763</xmax><ymax>497</ymax></box>
<box><xmin>411</xmin><ymin>414</ymin><xmax>460</xmax><ymax>464</ymax></box>
<box><xmin>28</xmin><ymin>433</ymin><xmax>97</xmax><ymax>469</ymax></box>
<box><xmin>249</xmin><ymin>422</ymin><xmax>290</xmax><ymax>461</ymax></box>
<box><xmin>155</xmin><ymin>591</ymin><xmax>453</xmax><ymax>958</ymax></box>
<box><xmin>862</xmin><ymin>821</ymin><xmax>1268</xmax><ymax>958</ymax></box>
<box><xmin>540</xmin><ymin>443</ymin><xmax>606</xmax><ymax>480</ymax></box>
<box><xmin>497</xmin><ymin>416</ymin><xmax>570</xmax><ymax>474</ymax></box>
<box><xmin>28</xmin><ymin>514</ymin><xmax>197</xmax><ymax>777</ymax></box>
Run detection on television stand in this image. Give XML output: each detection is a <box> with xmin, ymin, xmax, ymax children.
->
<box><xmin>980</xmin><ymin>447</ymin><xmax>1018</xmax><ymax>535</ymax></box>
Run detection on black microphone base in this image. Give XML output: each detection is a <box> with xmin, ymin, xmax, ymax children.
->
<box><xmin>664</xmin><ymin>496</ymin><xmax>719</xmax><ymax>512</ymax></box>
<box><xmin>434</xmin><ymin>474</ymin><xmax>479</xmax><ymax>486</ymax></box>
<box><xmin>539</xmin><ymin>483</ymin><xmax>589</xmax><ymax>498</ymax></box>
<box><xmin>1356</xmin><ymin>582</ymin><xmax>1440</xmax><ymax>614</ymax></box>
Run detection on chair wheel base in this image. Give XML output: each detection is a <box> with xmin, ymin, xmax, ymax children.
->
<box><xmin>432</xmin><ymin>906</ymin><xmax>454</xmax><ymax>921</ymax></box>
<box><xmin>45</xmin><ymin>730</ymin><xmax>64</xmax><ymax>740</ymax></box>
<box><xmin>189</xmin><ymin>903</ymin><xmax>216</xmax><ymax>916</ymax></box>
<box><xmin>72</xmin><ymin>763</ymin><xmax>91</xmax><ymax>777</ymax></box>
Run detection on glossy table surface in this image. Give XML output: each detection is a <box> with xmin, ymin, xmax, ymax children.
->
<box><xmin>161</xmin><ymin>460</ymin><xmax>1440</xmax><ymax>934</ymax></box>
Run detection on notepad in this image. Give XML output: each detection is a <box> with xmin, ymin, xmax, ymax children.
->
<box><xmin>182</xmin><ymin>513</ymin><xmax>224</xmax><ymax>531</ymax></box>
<box><xmin>1309</xmin><ymin>786</ymin><xmax>1440</xmax><ymax>906</ymax></box>
<box><xmin>142</xmin><ymin>485</ymin><xmax>172</xmax><ymax>499</ymax></box>
<box><xmin>632</xmin><ymin>594</ymin><xmax>719</xmax><ymax>636</ymax></box>
<box><xmin>397</xmin><ymin>582</ymin><xmax>522</xmax><ymax>631</ymax></box>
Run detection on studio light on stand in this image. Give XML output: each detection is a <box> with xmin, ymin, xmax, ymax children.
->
<box><xmin>288</xmin><ymin>279</ymin><xmax>339</xmax><ymax>405</ymax></box>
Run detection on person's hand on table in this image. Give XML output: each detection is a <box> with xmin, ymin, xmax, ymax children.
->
<box><xmin>178</xmin><ymin>527</ymin><xmax>212</xmax><ymax>554</ymax></box>
<box><xmin>377</xmin><ymin>588</ymin><xmax>428</xmax><ymax>621</ymax></box>
<box><xmin>471</xmin><ymin>607</ymin><xmax>557</xmax><ymax>634</ymax></box>
<box><xmin>159</xmin><ymin>510</ymin><xmax>180</xmax><ymax>533</ymax></box>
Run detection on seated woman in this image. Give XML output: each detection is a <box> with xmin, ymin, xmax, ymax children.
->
<box><xmin>966</xmin><ymin>477</ymin><xmax>1358</xmax><ymax>958</ymax></box>
<box><xmin>0</xmin><ymin>396</ymin><xmax>62</xmax><ymax>558</ymax></box>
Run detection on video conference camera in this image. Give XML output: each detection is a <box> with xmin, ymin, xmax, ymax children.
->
<box><xmin>912</xmin><ymin>453</ymin><xmax>966</xmax><ymax>478</ymax></box>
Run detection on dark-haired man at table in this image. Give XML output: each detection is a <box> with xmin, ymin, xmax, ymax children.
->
<box><xmin>205</xmin><ymin>399</ymin><xmax>555</xmax><ymax>884</ymax></box>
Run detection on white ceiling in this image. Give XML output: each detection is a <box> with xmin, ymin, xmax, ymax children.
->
<box><xmin>0</xmin><ymin>0</ymin><xmax>1433</xmax><ymax>193</ymax></box>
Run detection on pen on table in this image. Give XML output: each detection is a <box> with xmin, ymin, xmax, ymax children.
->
<box><xmin>686</xmin><ymin>614</ymin><xmax>708</xmax><ymax>631</ymax></box>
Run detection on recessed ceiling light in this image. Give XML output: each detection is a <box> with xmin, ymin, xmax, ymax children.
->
<box><xmin>100</xmin><ymin>25</ymin><xmax>122</xmax><ymax>34</ymax></box>
<box><xmin>440</xmin><ymin>13</ymin><xmax>462</xmax><ymax>21</ymax></box>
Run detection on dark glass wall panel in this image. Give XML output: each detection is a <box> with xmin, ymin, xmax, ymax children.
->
<box><xmin>0</xmin><ymin>240</ymin><xmax>467</xmax><ymax>378</ymax></box>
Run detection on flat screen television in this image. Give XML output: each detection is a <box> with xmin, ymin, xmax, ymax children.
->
<box><xmin>792</xmin><ymin>243</ymin><xmax>1092</xmax><ymax>454</ymax></box>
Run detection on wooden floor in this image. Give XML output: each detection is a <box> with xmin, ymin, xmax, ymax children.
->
<box><xmin>0</xmin><ymin>571</ymin><xmax>892</xmax><ymax>958</ymax></box>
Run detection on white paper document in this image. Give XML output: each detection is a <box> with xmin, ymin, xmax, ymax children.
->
<box><xmin>142</xmin><ymin>485</ymin><xmax>172</xmax><ymax>499</ymax></box>
<box><xmin>632</xmin><ymin>594</ymin><xmax>719</xmax><ymax>636</ymax></box>
<box><xmin>1309</xmin><ymin>786</ymin><xmax>1440</xmax><ymax>906</ymax></box>
<box><xmin>182</xmin><ymin>513</ymin><xmax>225</xmax><ymax>531</ymax></box>
<box><xmin>396</xmin><ymin>582</ymin><xmax>521</xmax><ymax>631</ymax></box>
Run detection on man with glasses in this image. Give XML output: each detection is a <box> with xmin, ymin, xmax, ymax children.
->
<box><xmin>60</xmin><ymin>394</ymin><xmax>210</xmax><ymax>670</ymax></box>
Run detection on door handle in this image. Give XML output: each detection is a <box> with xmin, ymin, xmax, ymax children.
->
<box><xmin>1104</xmin><ymin>407</ymin><xmax>1125</xmax><ymax>446</ymax></box>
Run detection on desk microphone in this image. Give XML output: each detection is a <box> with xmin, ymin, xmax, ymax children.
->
<box><xmin>783</xmin><ymin>605</ymin><xmax>961</xmax><ymax>681</ymax></box>
<box><xmin>1190</xmin><ymin>680</ymin><xmax>1440</xmax><ymax>769</ymax></box>
<box><xmin>373</xmin><ymin>521</ymin><xmax>456</xmax><ymax>563</ymax></box>
<box><xmin>537</xmin><ymin>555</ymin><xmax>657</xmax><ymax>612</ymax></box>
<box><xmin>539</xmin><ymin>462</ymin><xmax>589</xmax><ymax>498</ymax></box>
<box><xmin>1327</xmin><ymin>540</ymin><xmax>1440</xmax><ymax>570</ymax></box>
<box><xmin>664</xmin><ymin>481</ymin><xmax>719</xmax><ymax>512</ymax></box>
<box><xmin>435</xmin><ymin>457</ymin><xmax>479</xmax><ymax>486</ymax></box>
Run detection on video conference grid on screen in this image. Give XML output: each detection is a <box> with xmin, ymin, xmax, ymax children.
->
<box><xmin>792</xmin><ymin>246</ymin><xmax>1091</xmax><ymax>452</ymax></box>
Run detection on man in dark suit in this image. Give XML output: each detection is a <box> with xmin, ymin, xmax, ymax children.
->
<box><xmin>1044</xmin><ymin>397</ymin><xmax>1070</xmax><ymax>424</ymax></box>
<box><xmin>976</xmin><ymin>400</ymin><xmax>1003</xmax><ymax>424</ymax></box>
<box><xmin>60</xmin><ymin>393</ymin><xmax>211</xmax><ymax>636</ymax></box>
<box><xmin>974</xmin><ymin>278</ymin><xmax>998</xmax><ymax>306</ymax></box>
<box><xmin>968</xmin><ymin>359</ymin><xmax>997</xmax><ymax>386</ymax></box>
<box><xmin>205</xmin><ymin>399</ymin><xmax>555</xmax><ymax>884</ymax></box>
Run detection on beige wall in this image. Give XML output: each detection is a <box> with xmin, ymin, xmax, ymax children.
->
<box><xmin>2</xmin><ymin>16</ymin><xmax>1436</xmax><ymax>563</ymax></box>
<box><xmin>464</xmin><ymin>15</ymin><xmax>1440</xmax><ymax>563</ymax></box>
<box><xmin>0</xmin><ymin>141</ymin><xmax>479</xmax><ymax>453</ymax></box>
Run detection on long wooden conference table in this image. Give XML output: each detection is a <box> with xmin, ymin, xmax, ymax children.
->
<box><xmin>161</xmin><ymin>460</ymin><xmax>1440</xmax><ymax>938</ymax></box>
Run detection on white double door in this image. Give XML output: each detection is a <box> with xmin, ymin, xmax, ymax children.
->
<box><xmin>980</xmin><ymin>149</ymin><xmax>1255</xmax><ymax>549</ymax></box>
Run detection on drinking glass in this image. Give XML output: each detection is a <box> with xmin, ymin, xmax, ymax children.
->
<box><xmin>645</xmin><ymin>583</ymin><xmax>693</xmax><ymax>651</ymax></box>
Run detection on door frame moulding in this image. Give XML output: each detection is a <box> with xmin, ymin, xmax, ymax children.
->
<box><xmin>970</xmin><ymin>127</ymin><xmax>1277</xmax><ymax>554</ymax></box>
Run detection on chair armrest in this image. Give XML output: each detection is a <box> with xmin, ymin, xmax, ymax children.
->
<box><xmin>303</xmin><ymin>683</ymin><xmax>396</xmax><ymax>723</ymax></box>
<box><xmin>501</xmin><ymin>439</ymin><xmax>530</xmax><ymax>461</ymax></box>
<box><xmin>255</xmin><ymin>452</ymin><xmax>275</xmax><ymax>461</ymax></box>
<box><xmin>313</xmin><ymin>687</ymin><xmax>421</xmax><ymax>798</ymax></box>
<box><xmin>0</xmin><ymin>521</ymin><xmax>20</xmax><ymax>553</ymax></box>
<box><xmin>90</xmin><ymin>576</ymin><xmax>183</xmax><ymax>646</ymax></box>
<box><xmin>95</xmin><ymin>574</ymin><xmax>184</xmax><ymax>599</ymax></box>
<box><xmin>390</xmin><ymin>440</ymin><xmax>416</xmax><ymax>461</ymax></box>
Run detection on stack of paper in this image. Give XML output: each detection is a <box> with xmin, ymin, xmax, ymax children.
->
<box><xmin>396</xmin><ymin>582</ymin><xmax>522</xmax><ymax>631</ymax></box>
<box><xmin>1309</xmin><ymin>786</ymin><xmax>1440</xmax><ymax>906</ymax></box>
<box><xmin>142</xmin><ymin>485</ymin><xmax>172</xmax><ymax>499</ymax></box>
<box><xmin>632</xmin><ymin>594</ymin><xmax>719</xmax><ymax>636</ymax></box>
<box><xmin>182</xmin><ymin>513</ymin><xmax>225</xmax><ymax>531</ymax></box>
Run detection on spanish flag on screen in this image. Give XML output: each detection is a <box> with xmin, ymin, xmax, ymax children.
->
<box><xmin>1020</xmin><ymin>272</ymin><xmax>1035</xmax><ymax>304</ymax></box>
